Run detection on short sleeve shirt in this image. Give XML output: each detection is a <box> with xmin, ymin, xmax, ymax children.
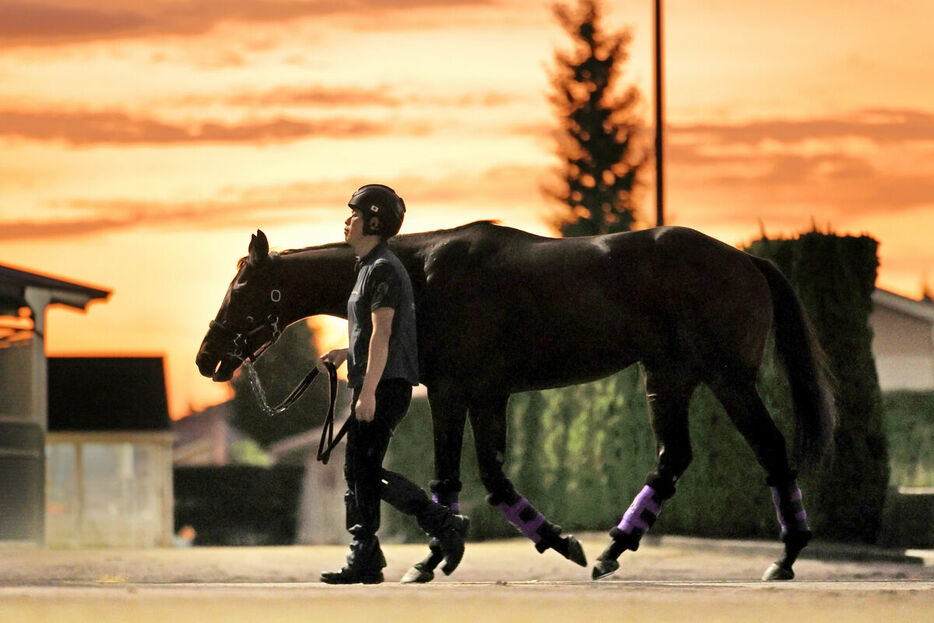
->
<box><xmin>347</xmin><ymin>243</ymin><xmax>419</xmax><ymax>388</ymax></box>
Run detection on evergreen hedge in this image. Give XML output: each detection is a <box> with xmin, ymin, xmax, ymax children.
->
<box><xmin>748</xmin><ymin>233</ymin><xmax>889</xmax><ymax>543</ymax></box>
<box><xmin>174</xmin><ymin>465</ymin><xmax>304</xmax><ymax>545</ymax></box>
<box><xmin>881</xmin><ymin>391</ymin><xmax>934</xmax><ymax>487</ymax></box>
<box><xmin>384</xmin><ymin>232</ymin><xmax>890</xmax><ymax>544</ymax></box>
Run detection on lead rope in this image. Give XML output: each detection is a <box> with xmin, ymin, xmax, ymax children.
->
<box><xmin>242</xmin><ymin>359</ymin><xmax>348</xmax><ymax>464</ymax></box>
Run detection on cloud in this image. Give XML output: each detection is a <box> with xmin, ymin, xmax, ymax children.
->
<box><xmin>0</xmin><ymin>85</ymin><xmax>522</xmax><ymax>144</ymax></box>
<box><xmin>0</xmin><ymin>108</ymin><xmax>423</xmax><ymax>145</ymax></box>
<box><xmin>662</xmin><ymin>108</ymin><xmax>934</xmax><ymax>217</ymax></box>
<box><xmin>0</xmin><ymin>165</ymin><xmax>545</xmax><ymax>241</ymax></box>
<box><xmin>675</xmin><ymin>108</ymin><xmax>934</xmax><ymax>145</ymax></box>
<box><xmin>0</xmin><ymin>2</ymin><xmax>148</xmax><ymax>41</ymax></box>
<box><xmin>183</xmin><ymin>85</ymin><xmax>521</xmax><ymax>110</ymax></box>
<box><xmin>0</xmin><ymin>0</ymin><xmax>496</xmax><ymax>47</ymax></box>
<box><xmin>226</xmin><ymin>86</ymin><xmax>404</xmax><ymax>109</ymax></box>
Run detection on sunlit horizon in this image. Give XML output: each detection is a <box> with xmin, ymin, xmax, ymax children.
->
<box><xmin>2</xmin><ymin>0</ymin><xmax>933</xmax><ymax>418</ymax></box>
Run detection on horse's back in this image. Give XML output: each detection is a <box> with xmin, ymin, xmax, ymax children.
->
<box><xmin>396</xmin><ymin>222</ymin><xmax>772</xmax><ymax>393</ymax></box>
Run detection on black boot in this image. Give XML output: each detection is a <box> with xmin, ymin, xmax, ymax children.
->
<box><xmin>417</xmin><ymin>503</ymin><xmax>470</xmax><ymax>576</ymax></box>
<box><xmin>320</xmin><ymin>534</ymin><xmax>386</xmax><ymax>584</ymax></box>
<box><xmin>436</xmin><ymin>513</ymin><xmax>470</xmax><ymax>575</ymax></box>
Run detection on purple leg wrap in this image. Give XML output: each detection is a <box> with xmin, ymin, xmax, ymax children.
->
<box><xmin>617</xmin><ymin>485</ymin><xmax>663</xmax><ymax>535</ymax></box>
<box><xmin>770</xmin><ymin>485</ymin><xmax>809</xmax><ymax>536</ymax></box>
<box><xmin>497</xmin><ymin>497</ymin><xmax>545</xmax><ymax>543</ymax></box>
<box><xmin>432</xmin><ymin>493</ymin><xmax>460</xmax><ymax>513</ymax></box>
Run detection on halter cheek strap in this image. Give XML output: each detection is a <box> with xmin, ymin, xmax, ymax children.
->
<box><xmin>209</xmin><ymin>286</ymin><xmax>283</xmax><ymax>363</ymax></box>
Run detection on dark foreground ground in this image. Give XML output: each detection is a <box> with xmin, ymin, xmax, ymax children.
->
<box><xmin>1</xmin><ymin>535</ymin><xmax>931</xmax><ymax>623</ymax></box>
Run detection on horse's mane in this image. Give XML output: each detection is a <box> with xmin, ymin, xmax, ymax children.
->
<box><xmin>236</xmin><ymin>221</ymin><xmax>544</xmax><ymax>268</ymax></box>
<box><xmin>270</xmin><ymin>221</ymin><xmax>511</xmax><ymax>258</ymax></box>
<box><xmin>278</xmin><ymin>241</ymin><xmax>348</xmax><ymax>257</ymax></box>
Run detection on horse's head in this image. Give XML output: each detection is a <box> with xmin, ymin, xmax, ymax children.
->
<box><xmin>196</xmin><ymin>230</ymin><xmax>285</xmax><ymax>382</ymax></box>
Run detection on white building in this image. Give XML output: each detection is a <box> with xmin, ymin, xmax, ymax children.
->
<box><xmin>870</xmin><ymin>288</ymin><xmax>934</xmax><ymax>392</ymax></box>
<box><xmin>0</xmin><ymin>263</ymin><xmax>109</xmax><ymax>545</ymax></box>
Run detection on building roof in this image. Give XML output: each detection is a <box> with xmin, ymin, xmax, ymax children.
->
<box><xmin>48</xmin><ymin>357</ymin><xmax>170</xmax><ymax>432</ymax></box>
<box><xmin>0</xmin><ymin>263</ymin><xmax>110</xmax><ymax>316</ymax></box>
<box><xmin>873</xmin><ymin>288</ymin><xmax>934</xmax><ymax>323</ymax></box>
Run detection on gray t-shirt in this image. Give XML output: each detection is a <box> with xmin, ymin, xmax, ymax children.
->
<box><xmin>347</xmin><ymin>243</ymin><xmax>419</xmax><ymax>388</ymax></box>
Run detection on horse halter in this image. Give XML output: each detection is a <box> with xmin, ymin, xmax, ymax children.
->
<box><xmin>209</xmin><ymin>286</ymin><xmax>283</xmax><ymax>364</ymax></box>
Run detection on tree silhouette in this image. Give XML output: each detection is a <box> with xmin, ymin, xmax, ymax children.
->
<box><xmin>546</xmin><ymin>0</ymin><xmax>650</xmax><ymax>236</ymax></box>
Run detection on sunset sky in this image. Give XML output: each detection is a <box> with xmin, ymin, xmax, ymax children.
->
<box><xmin>2</xmin><ymin>0</ymin><xmax>933</xmax><ymax>418</ymax></box>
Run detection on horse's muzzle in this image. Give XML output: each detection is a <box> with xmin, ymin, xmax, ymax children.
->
<box><xmin>196</xmin><ymin>337</ymin><xmax>241</xmax><ymax>382</ymax></box>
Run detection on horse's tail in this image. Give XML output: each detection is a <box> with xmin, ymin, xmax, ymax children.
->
<box><xmin>752</xmin><ymin>256</ymin><xmax>836</xmax><ymax>473</ymax></box>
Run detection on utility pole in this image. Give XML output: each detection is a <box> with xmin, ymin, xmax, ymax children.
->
<box><xmin>654</xmin><ymin>0</ymin><xmax>665</xmax><ymax>226</ymax></box>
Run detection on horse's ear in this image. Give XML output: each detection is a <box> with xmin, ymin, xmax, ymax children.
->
<box><xmin>249</xmin><ymin>229</ymin><xmax>269</xmax><ymax>265</ymax></box>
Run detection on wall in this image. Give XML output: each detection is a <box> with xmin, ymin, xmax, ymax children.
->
<box><xmin>871</xmin><ymin>303</ymin><xmax>934</xmax><ymax>391</ymax></box>
<box><xmin>46</xmin><ymin>433</ymin><xmax>174</xmax><ymax>548</ymax></box>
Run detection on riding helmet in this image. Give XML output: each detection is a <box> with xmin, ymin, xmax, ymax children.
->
<box><xmin>348</xmin><ymin>184</ymin><xmax>406</xmax><ymax>239</ymax></box>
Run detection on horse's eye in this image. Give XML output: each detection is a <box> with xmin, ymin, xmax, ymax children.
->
<box><xmin>246</xmin><ymin>315</ymin><xmax>255</xmax><ymax>325</ymax></box>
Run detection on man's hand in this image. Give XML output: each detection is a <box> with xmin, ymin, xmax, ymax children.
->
<box><xmin>318</xmin><ymin>348</ymin><xmax>348</xmax><ymax>372</ymax></box>
<box><xmin>355</xmin><ymin>389</ymin><xmax>376</xmax><ymax>422</ymax></box>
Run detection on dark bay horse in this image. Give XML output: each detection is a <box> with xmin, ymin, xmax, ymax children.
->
<box><xmin>197</xmin><ymin>221</ymin><xmax>834</xmax><ymax>582</ymax></box>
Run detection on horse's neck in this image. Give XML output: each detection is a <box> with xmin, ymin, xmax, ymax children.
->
<box><xmin>278</xmin><ymin>245</ymin><xmax>357</xmax><ymax>322</ymax></box>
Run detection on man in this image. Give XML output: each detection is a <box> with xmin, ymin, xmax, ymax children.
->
<box><xmin>319</xmin><ymin>184</ymin><xmax>469</xmax><ymax>584</ymax></box>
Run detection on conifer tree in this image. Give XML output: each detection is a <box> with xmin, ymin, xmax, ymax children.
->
<box><xmin>546</xmin><ymin>0</ymin><xmax>650</xmax><ymax>236</ymax></box>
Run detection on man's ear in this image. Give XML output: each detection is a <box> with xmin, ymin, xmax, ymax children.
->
<box><xmin>367</xmin><ymin>216</ymin><xmax>381</xmax><ymax>236</ymax></box>
<box><xmin>249</xmin><ymin>229</ymin><xmax>270</xmax><ymax>264</ymax></box>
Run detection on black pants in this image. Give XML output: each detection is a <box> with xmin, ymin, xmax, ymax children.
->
<box><xmin>344</xmin><ymin>379</ymin><xmax>432</xmax><ymax>538</ymax></box>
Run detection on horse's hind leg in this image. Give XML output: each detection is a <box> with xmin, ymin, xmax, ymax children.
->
<box><xmin>470</xmin><ymin>394</ymin><xmax>587</xmax><ymax>568</ymax></box>
<box><xmin>593</xmin><ymin>367</ymin><xmax>696</xmax><ymax>580</ymax></box>
<box><xmin>710</xmin><ymin>378</ymin><xmax>812</xmax><ymax>581</ymax></box>
<box><xmin>401</xmin><ymin>387</ymin><xmax>469</xmax><ymax>584</ymax></box>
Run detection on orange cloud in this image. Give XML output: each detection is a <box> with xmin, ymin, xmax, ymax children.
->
<box><xmin>177</xmin><ymin>86</ymin><xmax>521</xmax><ymax>110</ymax></box>
<box><xmin>0</xmin><ymin>0</ymin><xmax>497</xmax><ymax>46</ymax></box>
<box><xmin>661</xmin><ymin>108</ymin><xmax>934</xmax><ymax>221</ymax></box>
<box><xmin>0</xmin><ymin>108</ymin><xmax>423</xmax><ymax>145</ymax></box>
<box><xmin>675</xmin><ymin>108</ymin><xmax>934</xmax><ymax>144</ymax></box>
<box><xmin>0</xmin><ymin>166</ymin><xmax>546</xmax><ymax>241</ymax></box>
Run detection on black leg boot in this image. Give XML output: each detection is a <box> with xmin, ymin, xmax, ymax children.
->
<box><xmin>320</xmin><ymin>531</ymin><xmax>386</xmax><ymax>585</ymax></box>
<box><xmin>377</xmin><ymin>472</ymin><xmax>469</xmax><ymax>582</ymax></box>
<box><xmin>414</xmin><ymin>501</ymin><xmax>470</xmax><ymax>576</ymax></box>
<box><xmin>401</xmin><ymin>479</ymin><xmax>463</xmax><ymax>584</ymax></box>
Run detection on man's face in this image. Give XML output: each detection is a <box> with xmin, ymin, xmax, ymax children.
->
<box><xmin>344</xmin><ymin>208</ymin><xmax>365</xmax><ymax>244</ymax></box>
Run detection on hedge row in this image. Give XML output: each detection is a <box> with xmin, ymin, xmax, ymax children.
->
<box><xmin>881</xmin><ymin>391</ymin><xmax>934</xmax><ymax>487</ymax></box>
<box><xmin>174</xmin><ymin>465</ymin><xmax>304</xmax><ymax>545</ymax></box>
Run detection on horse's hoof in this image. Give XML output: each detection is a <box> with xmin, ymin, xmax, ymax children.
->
<box><xmin>591</xmin><ymin>559</ymin><xmax>619</xmax><ymax>581</ymax></box>
<box><xmin>565</xmin><ymin>535</ymin><xmax>588</xmax><ymax>567</ymax></box>
<box><xmin>401</xmin><ymin>564</ymin><xmax>434</xmax><ymax>584</ymax></box>
<box><xmin>439</xmin><ymin>515</ymin><xmax>470</xmax><ymax>576</ymax></box>
<box><xmin>762</xmin><ymin>562</ymin><xmax>795</xmax><ymax>581</ymax></box>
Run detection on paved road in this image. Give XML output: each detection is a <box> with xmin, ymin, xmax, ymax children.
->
<box><xmin>1</xmin><ymin>536</ymin><xmax>931</xmax><ymax>623</ymax></box>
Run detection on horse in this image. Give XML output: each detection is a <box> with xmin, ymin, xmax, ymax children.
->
<box><xmin>196</xmin><ymin>221</ymin><xmax>835</xmax><ymax>582</ymax></box>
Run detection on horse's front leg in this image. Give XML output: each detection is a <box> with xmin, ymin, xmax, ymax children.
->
<box><xmin>400</xmin><ymin>386</ymin><xmax>468</xmax><ymax>584</ymax></box>
<box><xmin>471</xmin><ymin>394</ymin><xmax>587</xmax><ymax>568</ymax></box>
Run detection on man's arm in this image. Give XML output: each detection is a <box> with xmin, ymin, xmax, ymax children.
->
<box><xmin>354</xmin><ymin>306</ymin><xmax>394</xmax><ymax>422</ymax></box>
